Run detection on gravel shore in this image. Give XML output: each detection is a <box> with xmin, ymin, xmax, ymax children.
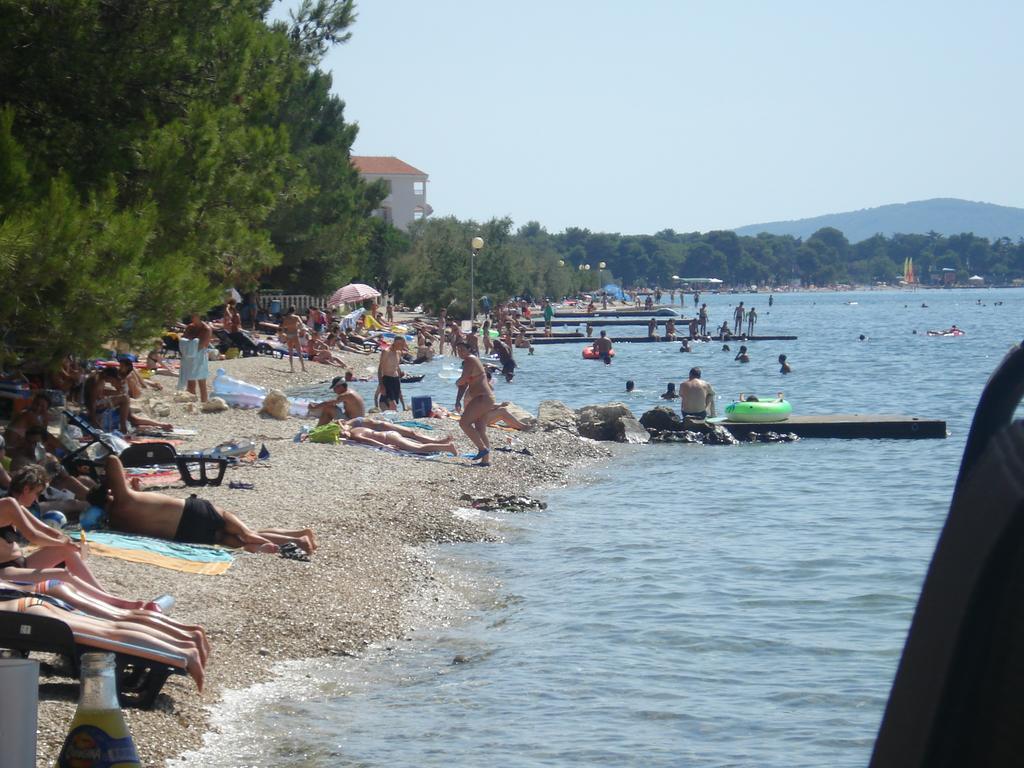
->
<box><xmin>33</xmin><ymin>354</ymin><xmax>610</xmax><ymax>767</ymax></box>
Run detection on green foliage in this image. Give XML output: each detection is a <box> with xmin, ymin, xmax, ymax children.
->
<box><xmin>389</xmin><ymin>214</ymin><xmax>1024</xmax><ymax>311</ymax></box>
<box><xmin>0</xmin><ymin>0</ymin><xmax>378</xmax><ymax>366</ymax></box>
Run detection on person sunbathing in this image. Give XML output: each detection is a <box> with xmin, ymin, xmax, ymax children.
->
<box><xmin>0</xmin><ymin>591</ymin><xmax>206</xmax><ymax>691</ymax></box>
<box><xmin>308</xmin><ymin>332</ymin><xmax>348</xmax><ymax>367</ymax></box>
<box><xmin>338</xmin><ymin>421</ymin><xmax>457</xmax><ymax>456</ymax></box>
<box><xmin>91</xmin><ymin>455</ymin><xmax>317</xmax><ymax>555</ymax></box>
<box><xmin>86</xmin><ymin>367</ymin><xmax>173</xmax><ymax>433</ymax></box>
<box><xmin>0</xmin><ymin>577</ymin><xmax>208</xmax><ymax>662</ymax></box>
<box><xmin>1</xmin><ymin>465</ymin><xmax>108</xmax><ymax>592</ymax></box>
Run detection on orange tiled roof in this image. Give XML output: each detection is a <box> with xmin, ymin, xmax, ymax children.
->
<box><xmin>351</xmin><ymin>156</ymin><xmax>426</xmax><ymax>176</ymax></box>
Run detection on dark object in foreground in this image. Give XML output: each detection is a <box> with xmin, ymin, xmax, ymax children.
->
<box><xmin>870</xmin><ymin>338</ymin><xmax>1024</xmax><ymax>767</ymax></box>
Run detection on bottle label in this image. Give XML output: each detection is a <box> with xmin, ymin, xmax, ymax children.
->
<box><xmin>57</xmin><ymin>724</ymin><xmax>141</xmax><ymax>767</ymax></box>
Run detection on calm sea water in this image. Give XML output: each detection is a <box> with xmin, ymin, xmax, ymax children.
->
<box><xmin>180</xmin><ymin>289</ymin><xmax>1024</xmax><ymax>767</ymax></box>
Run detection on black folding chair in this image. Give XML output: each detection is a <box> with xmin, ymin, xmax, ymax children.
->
<box><xmin>870</xmin><ymin>339</ymin><xmax>1024</xmax><ymax>767</ymax></box>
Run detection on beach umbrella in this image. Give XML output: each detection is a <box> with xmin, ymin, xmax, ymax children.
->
<box><xmin>329</xmin><ymin>283</ymin><xmax>381</xmax><ymax>306</ymax></box>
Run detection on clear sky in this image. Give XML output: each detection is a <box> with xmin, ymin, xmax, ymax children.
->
<box><xmin>296</xmin><ymin>1</ymin><xmax>1023</xmax><ymax>235</ymax></box>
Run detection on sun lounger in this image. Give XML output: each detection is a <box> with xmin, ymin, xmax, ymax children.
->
<box><xmin>62</xmin><ymin>413</ymin><xmax>229</xmax><ymax>487</ymax></box>
<box><xmin>0</xmin><ymin>609</ymin><xmax>188</xmax><ymax>709</ymax></box>
<box><xmin>870</xmin><ymin>339</ymin><xmax>1024</xmax><ymax>767</ymax></box>
<box><xmin>119</xmin><ymin>441</ymin><xmax>229</xmax><ymax>487</ymax></box>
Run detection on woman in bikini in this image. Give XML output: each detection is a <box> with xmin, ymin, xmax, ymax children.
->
<box><xmin>1</xmin><ymin>465</ymin><xmax>165</xmax><ymax>611</ymax></box>
<box><xmin>339</xmin><ymin>423</ymin><xmax>456</xmax><ymax>456</ymax></box>
<box><xmin>455</xmin><ymin>341</ymin><xmax>496</xmax><ymax>466</ymax></box>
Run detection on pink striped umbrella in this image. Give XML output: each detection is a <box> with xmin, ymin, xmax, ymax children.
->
<box><xmin>328</xmin><ymin>283</ymin><xmax>381</xmax><ymax>306</ymax></box>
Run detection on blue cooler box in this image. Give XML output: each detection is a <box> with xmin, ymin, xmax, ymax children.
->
<box><xmin>411</xmin><ymin>395</ymin><xmax>433</xmax><ymax>418</ymax></box>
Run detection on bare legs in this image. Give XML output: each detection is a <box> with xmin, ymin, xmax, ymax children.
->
<box><xmin>287</xmin><ymin>339</ymin><xmax>306</xmax><ymax>372</ymax></box>
<box><xmin>460</xmin><ymin>395</ymin><xmax>493</xmax><ymax>465</ymax></box>
<box><xmin>20</xmin><ymin>603</ymin><xmax>206</xmax><ymax>691</ymax></box>
<box><xmin>1</xmin><ymin>567</ymin><xmax>154</xmax><ymax>611</ymax></box>
<box><xmin>215</xmin><ymin>508</ymin><xmax>317</xmax><ymax>554</ymax></box>
<box><xmin>487</xmin><ymin>402</ymin><xmax>530</xmax><ymax>430</ymax></box>
<box><xmin>185</xmin><ymin>379</ymin><xmax>209</xmax><ymax>403</ymax></box>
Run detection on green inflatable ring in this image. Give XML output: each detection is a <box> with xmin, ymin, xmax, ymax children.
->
<box><xmin>724</xmin><ymin>397</ymin><xmax>792</xmax><ymax>423</ymax></box>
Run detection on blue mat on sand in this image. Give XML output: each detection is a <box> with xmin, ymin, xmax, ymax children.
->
<box><xmin>86</xmin><ymin>531</ymin><xmax>234</xmax><ymax>564</ymax></box>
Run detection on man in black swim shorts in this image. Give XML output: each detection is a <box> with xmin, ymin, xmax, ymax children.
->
<box><xmin>176</xmin><ymin>495</ymin><xmax>226</xmax><ymax>545</ymax></box>
<box><xmin>92</xmin><ymin>455</ymin><xmax>318</xmax><ymax>555</ymax></box>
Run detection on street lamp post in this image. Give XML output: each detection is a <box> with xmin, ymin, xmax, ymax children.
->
<box><xmin>579</xmin><ymin>263</ymin><xmax>590</xmax><ymax>293</ymax></box>
<box><xmin>470</xmin><ymin>236</ymin><xmax>484</xmax><ymax>322</ymax></box>
<box><xmin>598</xmin><ymin>261</ymin><xmax>606</xmax><ymax>306</ymax></box>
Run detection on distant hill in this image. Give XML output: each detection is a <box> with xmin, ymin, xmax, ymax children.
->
<box><xmin>731</xmin><ymin>198</ymin><xmax>1024</xmax><ymax>243</ymax></box>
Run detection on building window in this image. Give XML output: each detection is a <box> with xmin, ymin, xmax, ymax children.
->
<box><xmin>381</xmin><ymin>206</ymin><xmax>393</xmax><ymax>225</ymax></box>
<box><xmin>413</xmin><ymin>181</ymin><xmax>425</xmax><ymax>196</ymax></box>
<box><xmin>413</xmin><ymin>209</ymin><xmax>424</xmax><ymax>221</ymax></box>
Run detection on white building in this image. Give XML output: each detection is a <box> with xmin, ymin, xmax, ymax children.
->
<box><xmin>351</xmin><ymin>156</ymin><xmax>432</xmax><ymax>231</ymax></box>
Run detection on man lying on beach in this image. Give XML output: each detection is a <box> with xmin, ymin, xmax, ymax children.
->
<box><xmin>313</xmin><ymin>377</ymin><xmax>365</xmax><ymax>427</ymax></box>
<box><xmin>89</xmin><ymin>455</ymin><xmax>317</xmax><ymax>555</ymax></box>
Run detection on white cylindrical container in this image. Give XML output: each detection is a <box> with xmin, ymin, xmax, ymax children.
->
<box><xmin>0</xmin><ymin>658</ymin><xmax>40</xmax><ymax>768</ymax></box>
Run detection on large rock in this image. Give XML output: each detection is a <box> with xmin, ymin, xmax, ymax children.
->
<box><xmin>639</xmin><ymin>406</ymin><xmax>684</xmax><ymax>433</ymax></box>
<box><xmin>201</xmin><ymin>396</ymin><xmax>229</xmax><ymax>413</ymax></box>
<box><xmin>615</xmin><ymin>416</ymin><xmax>650</xmax><ymax>444</ymax></box>
<box><xmin>500</xmin><ymin>402</ymin><xmax>537</xmax><ymax>431</ymax></box>
<box><xmin>577</xmin><ymin>402</ymin><xmax>635</xmax><ymax>442</ymax></box>
<box><xmin>537</xmin><ymin>400</ymin><xmax>578</xmax><ymax>433</ymax></box>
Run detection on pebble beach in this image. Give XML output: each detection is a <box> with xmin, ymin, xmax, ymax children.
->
<box><xmin>33</xmin><ymin>352</ymin><xmax>610</xmax><ymax>767</ymax></box>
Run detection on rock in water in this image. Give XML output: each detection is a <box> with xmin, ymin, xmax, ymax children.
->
<box><xmin>615</xmin><ymin>416</ymin><xmax>651</xmax><ymax>444</ymax></box>
<box><xmin>537</xmin><ymin>400</ymin><xmax>578</xmax><ymax>434</ymax></box>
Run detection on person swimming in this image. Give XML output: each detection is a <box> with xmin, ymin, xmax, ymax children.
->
<box><xmin>625</xmin><ymin>380</ymin><xmax>635</xmax><ymax>393</ymax></box>
<box><xmin>661</xmin><ymin>383</ymin><xmax>678</xmax><ymax>399</ymax></box>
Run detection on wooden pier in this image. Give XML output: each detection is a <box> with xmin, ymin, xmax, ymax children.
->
<box><xmin>529</xmin><ymin>334</ymin><xmax>798</xmax><ymax>345</ymax></box>
<box><xmin>715</xmin><ymin>414</ymin><xmax>947</xmax><ymax>440</ymax></box>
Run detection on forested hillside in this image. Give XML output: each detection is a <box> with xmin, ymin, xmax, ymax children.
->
<box><xmin>732</xmin><ymin>199</ymin><xmax>1024</xmax><ymax>242</ymax></box>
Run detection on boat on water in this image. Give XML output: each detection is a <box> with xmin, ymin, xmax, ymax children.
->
<box><xmin>927</xmin><ymin>326</ymin><xmax>965</xmax><ymax>337</ymax></box>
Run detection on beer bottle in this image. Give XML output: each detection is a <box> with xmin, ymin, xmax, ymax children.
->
<box><xmin>55</xmin><ymin>652</ymin><xmax>141</xmax><ymax>767</ymax></box>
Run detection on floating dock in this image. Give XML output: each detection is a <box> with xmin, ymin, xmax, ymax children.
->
<box><xmin>554</xmin><ymin>308</ymin><xmax>680</xmax><ymax>319</ymax></box>
<box><xmin>548</xmin><ymin>317</ymin><xmax>694</xmax><ymax>327</ymax></box>
<box><xmin>529</xmin><ymin>334</ymin><xmax>798</xmax><ymax>345</ymax></box>
<box><xmin>716</xmin><ymin>414</ymin><xmax>947</xmax><ymax>440</ymax></box>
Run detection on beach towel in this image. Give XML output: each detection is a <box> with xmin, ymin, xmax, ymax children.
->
<box><xmin>125</xmin><ymin>467</ymin><xmax>182</xmax><ymax>487</ymax></box>
<box><xmin>85</xmin><ymin>531</ymin><xmax>234</xmax><ymax>575</ymax></box>
<box><xmin>177</xmin><ymin>337</ymin><xmax>210</xmax><ymax>389</ymax></box>
<box><xmin>393</xmin><ymin>420</ymin><xmax>435</xmax><ymax>431</ymax></box>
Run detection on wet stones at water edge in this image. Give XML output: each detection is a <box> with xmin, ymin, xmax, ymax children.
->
<box><xmin>745</xmin><ymin>431</ymin><xmax>800</xmax><ymax>443</ymax></box>
<box><xmin>649</xmin><ymin>426</ymin><xmax>740</xmax><ymax>445</ymax></box>
<box><xmin>460</xmin><ymin>494</ymin><xmax>548</xmax><ymax>513</ymax></box>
